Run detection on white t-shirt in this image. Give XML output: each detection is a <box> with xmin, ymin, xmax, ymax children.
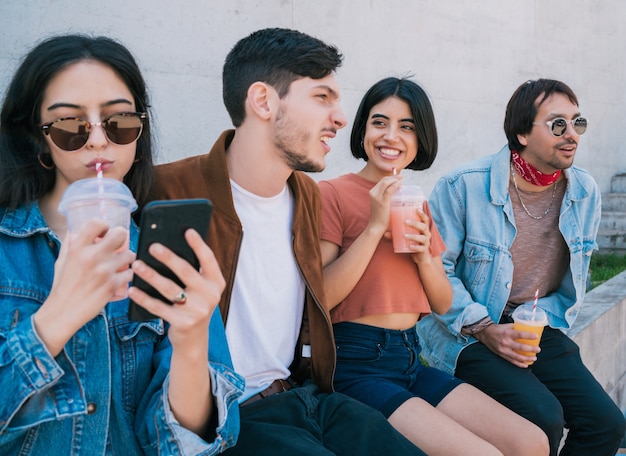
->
<box><xmin>226</xmin><ymin>180</ymin><xmax>305</xmax><ymax>399</ymax></box>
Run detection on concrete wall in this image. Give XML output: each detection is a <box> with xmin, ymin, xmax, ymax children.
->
<box><xmin>569</xmin><ymin>270</ymin><xmax>626</xmax><ymax>411</ymax></box>
<box><xmin>1</xmin><ymin>1</ymin><xmax>625</xmax><ymax>195</ymax></box>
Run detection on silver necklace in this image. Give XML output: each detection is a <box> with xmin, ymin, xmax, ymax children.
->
<box><xmin>510</xmin><ymin>163</ymin><xmax>558</xmax><ymax>220</ymax></box>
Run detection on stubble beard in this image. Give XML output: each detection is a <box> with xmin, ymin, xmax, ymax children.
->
<box><xmin>273</xmin><ymin>108</ymin><xmax>324</xmax><ymax>173</ymax></box>
<box><xmin>549</xmin><ymin>148</ymin><xmax>576</xmax><ymax>171</ymax></box>
<box><xmin>524</xmin><ymin>141</ymin><xmax>576</xmax><ymax>172</ymax></box>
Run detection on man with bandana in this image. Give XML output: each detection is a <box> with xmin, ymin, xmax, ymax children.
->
<box><xmin>417</xmin><ymin>79</ymin><xmax>625</xmax><ymax>456</ymax></box>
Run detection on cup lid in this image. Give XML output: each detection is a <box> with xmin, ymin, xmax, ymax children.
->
<box><xmin>392</xmin><ymin>184</ymin><xmax>425</xmax><ymax>199</ymax></box>
<box><xmin>398</xmin><ymin>184</ymin><xmax>424</xmax><ymax>193</ymax></box>
<box><xmin>58</xmin><ymin>177</ymin><xmax>138</xmax><ymax>215</ymax></box>
<box><xmin>512</xmin><ymin>303</ymin><xmax>547</xmax><ymax>323</ymax></box>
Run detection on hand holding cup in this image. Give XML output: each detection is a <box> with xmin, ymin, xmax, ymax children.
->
<box><xmin>512</xmin><ymin>303</ymin><xmax>548</xmax><ymax>365</ymax></box>
<box><xmin>390</xmin><ymin>185</ymin><xmax>426</xmax><ymax>253</ymax></box>
<box><xmin>59</xmin><ymin>177</ymin><xmax>137</xmax><ymax>300</ymax></box>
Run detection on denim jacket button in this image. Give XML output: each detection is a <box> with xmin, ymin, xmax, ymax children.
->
<box><xmin>506</xmin><ymin>282</ymin><xmax>512</xmax><ymax>289</ymax></box>
<box><xmin>87</xmin><ymin>403</ymin><xmax>97</xmax><ymax>414</ymax></box>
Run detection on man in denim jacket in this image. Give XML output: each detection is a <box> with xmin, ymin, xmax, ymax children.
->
<box><xmin>417</xmin><ymin>79</ymin><xmax>625</xmax><ymax>456</ymax></box>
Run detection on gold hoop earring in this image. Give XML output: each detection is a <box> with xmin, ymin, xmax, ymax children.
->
<box><xmin>37</xmin><ymin>152</ymin><xmax>55</xmax><ymax>170</ymax></box>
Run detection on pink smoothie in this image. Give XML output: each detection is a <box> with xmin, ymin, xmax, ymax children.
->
<box><xmin>390</xmin><ymin>200</ymin><xmax>423</xmax><ymax>253</ymax></box>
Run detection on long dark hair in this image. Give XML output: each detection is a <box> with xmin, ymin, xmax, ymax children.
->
<box><xmin>350</xmin><ymin>77</ymin><xmax>438</xmax><ymax>171</ymax></box>
<box><xmin>0</xmin><ymin>34</ymin><xmax>154</xmax><ymax>209</ymax></box>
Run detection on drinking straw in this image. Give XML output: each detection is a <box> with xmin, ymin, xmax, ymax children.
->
<box><xmin>392</xmin><ymin>167</ymin><xmax>397</xmax><ymax>176</ymax></box>
<box><xmin>532</xmin><ymin>289</ymin><xmax>539</xmax><ymax>321</ymax></box>
<box><xmin>95</xmin><ymin>162</ymin><xmax>107</xmax><ymax>220</ymax></box>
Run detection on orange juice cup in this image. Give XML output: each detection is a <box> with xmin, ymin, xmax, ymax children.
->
<box><xmin>59</xmin><ymin>177</ymin><xmax>137</xmax><ymax>301</ymax></box>
<box><xmin>512</xmin><ymin>303</ymin><xmax>548</xmax><ymax>364</ymax></box>
<box><xmin>390</xmin><ymin>185</ymin><xmax>426</xmax><ymax>253</ymax></box>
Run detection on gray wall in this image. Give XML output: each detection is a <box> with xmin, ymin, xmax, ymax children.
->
<box><xmin>1</xmin><ymin>1</ymin><xmax>624</xmax><ymax>195</ymax></box>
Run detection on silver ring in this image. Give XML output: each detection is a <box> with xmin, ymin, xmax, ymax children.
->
<box><xmin>172</xmin><ymin>291</ymin><xmax>187</xmax><ymax>304</ymax></box>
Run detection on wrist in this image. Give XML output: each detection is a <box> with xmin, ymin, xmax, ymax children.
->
<box><xmin>33</xmin><ymin>305</ymin><xmax>76</xmax><ymax>356</ymax></box>
<box><xmin>461</xmin><ymin>316</ymin><xmax>494</xmax><ymax>336</ymax></box>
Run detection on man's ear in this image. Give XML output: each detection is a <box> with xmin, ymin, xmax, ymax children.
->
<box><xmin>517</xmin><ymin>132</ymin><xmax>529</xmax><ymax>147</ymax></box>
<box><xmin>245</xmin><ymin>81</ymin><xmax>276</xmax><ymax>121</ymax></box>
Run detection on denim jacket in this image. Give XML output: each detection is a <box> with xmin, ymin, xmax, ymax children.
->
<box><xmin>417</xmin><ymin>145</ymin><xmax>601</xmax><ymax>374</ymax></box>
<box><xmin>0</xmin><ymin>203</ymin><xmax>244</xmax><ymax>455</ymax></box>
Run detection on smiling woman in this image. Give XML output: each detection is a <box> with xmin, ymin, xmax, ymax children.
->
<box><xmin>318</xmin><ymin>76</ymin><xmax>549</xmax><ymax>456</ymax></box>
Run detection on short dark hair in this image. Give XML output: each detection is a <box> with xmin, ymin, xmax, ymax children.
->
<box><xmin>350</xmin><ymin>77</ymin><xmax>438</xmax><ymax>171</ymax></box>
<box><xmin>222</xmin><ymin>27</ymin><xmax>343</xmax><ymax>127</ymax></box>
<box><xmin>504</xmin><ymin>78</ymin><xmax>579</xmax><ymax>152</ymax></box>
<box><xmin>0</xmin><ymin>34</ymin><xmax>154</xmax><ymax>208</ymax></box>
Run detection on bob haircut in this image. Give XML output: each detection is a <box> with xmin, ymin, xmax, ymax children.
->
<box><xmin>222</xmin><ymin>27</ymin><xmax>343</xmax><ymax>127</ymax></box>
<box><xmin>504</xmin><ymin>78</ymin><xmax>579</xmax><ymax>152</ymax></box>
<box><xmin>350</xmin><ymin>77</ymin><xmax>438</xmax><ymax>171</ymax></box>
<box><xmin>0</xmin><ymin>34</ymin><xmax>154</xmax><ymax>209</ymax></box>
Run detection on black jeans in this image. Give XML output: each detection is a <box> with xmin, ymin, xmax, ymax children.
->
<box><xmin>456</xmin><ymin>326</ymin><xmax>625</xmax><ymax>456</ymax></box>
<box><xmin>222</xmin><ymin>382</ymin><xmax>426</xmax><ymax>455</ymax></box>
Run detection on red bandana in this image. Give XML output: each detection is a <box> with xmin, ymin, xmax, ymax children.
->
<box><xmin>511</xmin><ymin>151</ymin><xmax>561</xmax><ymax>186</ymax></box>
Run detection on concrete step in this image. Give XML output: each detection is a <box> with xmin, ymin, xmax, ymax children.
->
<box><xmin>611</xmin><ymin>173</ymin><xmax>626</xmax><ymax>193</ymax></box>
<box><xmin>598</xmin><ymin>174</ymin><xmax>626</xmax><ymax>254</ymax></box>
<box><xmin>603</xmin><ymin>193</ymin><xmax>626</xmax><ymax>212</ymax></box>
<box><xmin>599</xmin><ymin>211</ymin><xmax>626</xmax><ymax>231</ymax></box>
<box><xmin>597</xmin><ymin>229</ymin><xmax>626</xmax><ymax>252</ymax></box>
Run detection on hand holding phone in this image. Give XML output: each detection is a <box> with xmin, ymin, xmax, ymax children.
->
<box><xmin>128</xmin><ymin>199</ymin><xmax>213</xmax><ymax>321</ymax></box>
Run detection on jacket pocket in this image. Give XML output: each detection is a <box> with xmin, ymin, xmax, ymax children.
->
<box><xmin>461</xmin><ymin>241</ymin><xmax>496</xmax><ymax>289</ymax></box>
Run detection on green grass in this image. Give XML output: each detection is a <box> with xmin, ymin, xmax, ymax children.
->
<box><xmin>589</xmin><ymin>253</ymin><xmax>626</xmax><ymax>289</ymax></box>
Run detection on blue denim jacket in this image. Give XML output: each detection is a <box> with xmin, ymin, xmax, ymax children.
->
<box><xmin>0</xmin><ymin>203</ymin><xmax>244</xmax><ymax>455</ymax></box>
<box><xmin>417</xmin><ymin>146</ymin><xmax>600</xmax><ymax>374</ymax></box>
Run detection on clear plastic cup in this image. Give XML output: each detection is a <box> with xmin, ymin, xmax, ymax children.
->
<box><xmin>512</xmin><ymin>303</ymin><xmax>548</xmax><ymax>365</ymax></box>
<box><xmin>59</xmin><ymin>177</ymin><xmax>137</xmax><ymax>300</ymax></box>
<box><xmin>390</xmin><ymin>185</ymin><xmax>426</xmax><ymax>253</ymax></box>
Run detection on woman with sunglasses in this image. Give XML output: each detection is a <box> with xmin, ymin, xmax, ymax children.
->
<box><xmin>319</xmin><ymin>77</ymin><xmax>549</xmax><ymax>455</ymax></box>
<box><xmin>0</xmin><ymin>35</ymin><xmax>242</xmax><ymax>455</ymax></box>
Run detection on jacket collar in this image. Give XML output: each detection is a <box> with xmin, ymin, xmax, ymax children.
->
<box><xmin>201</xmin><ymin>129</ymin><xmax>311</xmax><ymax>227</ymax></box>
<box><xmin>0</xmin><ymin>203</ymin><xmax>50</xmax><ymax>237</ymax></box>
<box><xmin>490</xmin><ymin>144</ymin><xmax>593</xmax><ymax>206</ymax></box>
<box><xmin>200</xmin><ymin>130</ymin><xmax>238</xmax><ymax>222</ymax></box>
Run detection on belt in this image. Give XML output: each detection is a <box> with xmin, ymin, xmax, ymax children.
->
<box><xmin>240</xmin><ymin>378</ymin><xmax>293</xmax><ymax>407</ymax></box>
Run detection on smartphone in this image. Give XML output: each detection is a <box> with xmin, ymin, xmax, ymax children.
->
<box><xmin>128</xmin><ymin>198</ymin><xmax>213</xmax><ymax>321</ymax></box>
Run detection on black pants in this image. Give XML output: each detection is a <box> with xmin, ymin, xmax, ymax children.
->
<box><xmin>456</xmin><ymin>326</ymin><xmax>625</xmax><ymax>456</ymax></box>
<box><xmin>222</xmin><ymin>382</ymin><xmax>426</xmax><ymax>455</ymax></box>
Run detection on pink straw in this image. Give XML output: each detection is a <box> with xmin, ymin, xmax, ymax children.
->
<box><xmin>532</xmin><ymin>289</ymin><xmax>539</xmax><ymax>320</ymax></box>
<box><xmin>392</xmin><ymin>167</ymin><xmax>397</xmax><ymax>176</ymax></box>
